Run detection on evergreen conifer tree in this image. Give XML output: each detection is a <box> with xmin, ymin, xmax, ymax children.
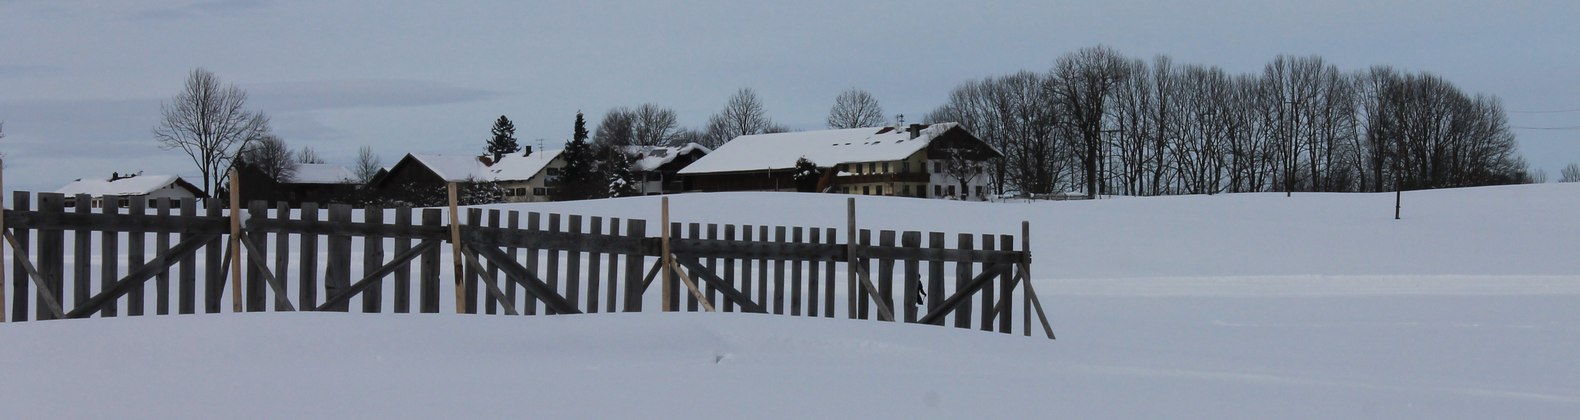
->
<box><xmin>486</xmin><ymin>115</ymin><xmax>520</xmax><ymax>161</ymax></box>
<box><xmin>602</xmin><ymin>145</ymin><xmax>640</xmax><ymax>197</ymax></box>
<box><xmin>793</xmin><ymin>157</ymin><xmax>824</xmax><ymax>192</ymax></box>
<box><xmin>555</xmin><ymin>112</ymin><xmax>601</xmax><ymax>200</ymax></box>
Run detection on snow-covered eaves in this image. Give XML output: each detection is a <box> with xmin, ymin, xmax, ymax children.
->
<box><xmin>622</xmin><ymin>143</ymin><xmax>712</xmax><ymax>172</ymax></box>
<box><xmin>677</xmin><ymin>123</ymin><xmax>962</xmax><ymax>175</ymax></box>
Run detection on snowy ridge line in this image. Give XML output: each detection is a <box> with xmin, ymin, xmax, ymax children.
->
<box><xmin>1044</xmin><ymin>275</ymin><xmax>1580</xmax><ymax>297</ymax></box>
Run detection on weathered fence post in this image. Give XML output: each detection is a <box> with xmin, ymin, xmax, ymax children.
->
<box><xmin>228</xmin><ymin>169</ymin><xmax>242</xmax><ymax>313</ymax></box>
<box><xmin>448</xmin><ymin>182</ymin><xmax>463</xmax><ymax>314</ymax></box>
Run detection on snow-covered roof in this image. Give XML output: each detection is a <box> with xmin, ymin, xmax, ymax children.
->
<box><xmin>287</xmin><ymin>164</ymin><xmax>358</xmax><ymax>184</ymax></box>
<box><xmin>410</xmin><ymin>154</ymin><xmax>492</xmax><ymax>182</ymax></box>
<box><xmin>409</xmin><ymin>150</ymin><xmax>563</xmax><ymax>183</ymax></box>
<box><xmin>677</xmin><ymin>123</ymin><xmax>963</xmax><ymax>175</ymax></box>
<box><xmin>622</xmin><ymin>143</ymin><xmax>711</xmax><ymax>172</ymax></box>
<box><xmin>54</xmin><ymin>174</ymin><xmax>201</xmax><ymax>197</ymax></box>
<box><xmin>484</xmin><ymin>149</ymin><xmax>563</xmax><ymax>181</ymax></box>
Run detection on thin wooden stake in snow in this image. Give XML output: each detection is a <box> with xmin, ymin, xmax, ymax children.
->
<box><xmin>448</xmin><ymin>182</ymin><xmax>464</xmax><ymax>314</ymax></box>
<box><xmin>1396</xmin><ymin>190</ymin><xmax>1402</xmax><ymax>220</ymax></box>
<box><xmin>228</xmin><ymin>168</ymin><xmax>242</xmax><ymax>313</ymax></box>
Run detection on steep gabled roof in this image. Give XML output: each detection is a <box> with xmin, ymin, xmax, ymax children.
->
<box><xmin>410</xmin><ymin>154</ymin><xmax>491</xmax><ymax>182</ymax></box>
<box><xmin>677</xmin><ymin>123</ymin><xmax>991</xmax><ymax>175</ymax></box>
<box><xmin>484</xmin><ymin>149</ymin><xmax>564</xmax><ymax>181</ymax></box>
<box><xmin>54</xmin><ymin>175</ymin><xmax>206</xmax><ymax>197</ymax></box>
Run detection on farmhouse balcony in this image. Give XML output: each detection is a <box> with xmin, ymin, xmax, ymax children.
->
<box><xmin>835</xmin><ymin>172</ymin><xmax>929</xmax><ymax>184</ymax></box>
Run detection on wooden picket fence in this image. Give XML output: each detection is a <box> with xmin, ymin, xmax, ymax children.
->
<box><xmin>0</xmin><ymin>190</ymin><xmax>1055</xmax><ymax>339</ymax></box>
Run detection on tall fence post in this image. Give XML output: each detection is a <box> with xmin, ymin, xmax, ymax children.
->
<box><xmin>228</xmin><ymin>168</ymin><xmax>242</xmax><ymax>313</ymax></box>
<box><xmin>448</xmin><ymin>182</ymin><xmax>464</xmax><ymax>314</ymax></box>
<box><xmin>1</xmin><ymin>158</ymin><xmax>6</xmax><ymax>322</ymax></box>
<box><xmin>661</xmin><ymin>197</ymin><xmax>672</xmax><ymax>312</ymax></box>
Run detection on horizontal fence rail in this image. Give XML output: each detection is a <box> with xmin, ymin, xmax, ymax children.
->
<box><xmin>1</xmin><ymin>191</ymin><xmax>1053</xmax><ymax>339</ymax></box>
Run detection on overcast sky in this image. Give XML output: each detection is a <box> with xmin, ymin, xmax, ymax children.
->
<box><xmin>2</xmin><ymin>0</ymin><xmax>1577</xmax><ymax>193</ymax></box>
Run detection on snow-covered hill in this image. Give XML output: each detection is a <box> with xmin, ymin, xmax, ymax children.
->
<box><xmin>3</xmin><ymin>184</ymin><xmax>1577</xmax><ymax>419</ymax></box>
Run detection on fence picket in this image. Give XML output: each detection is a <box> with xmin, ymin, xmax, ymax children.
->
<box><xmin>179</xmin><ymin>198</ymin><xmax>197</xmax><ymax>315</ymax></box>
<box><xmin>524</xmin><ymin>212</ymin><xmax>541</xmax><ymax>315</ymax></box>
<box><xmin>806</xmin><ymin>227</ymin><xmax>819</xmax><ymax>317</ymax></box>
<box><xmin>419</xmin><ymin>209</ymin><xmax>442</xmax><ymax>313</ymax></box>
<box><xmin>393</xmin><ymin>207</ymin><xmax>411</xmax><ymax>313</ymax></box>
<box><xmin>790</xmin><ymin>227</ymin><xmax>803</xmax><ymax>316</ymax></box>
<box><xmin>823</xmin><ymin>227</ymin><xmax>836</xmax><ymax>318</ymax></box>
<box><xmin>978</xmin><ymin>233</ymin><xmax>995</xmax><ymax>331</ymax></box>
<box><xmin>245</xmin><ymin>201</ymin><xmax>267</xmax><ymax>312</ymax></box>
<box><xmin>566</xmin><ymin>215</ymin><xmax>582</xmax><ymax>313</ymax></box>
<box><xmin>37</xmin><ymin>193</ymin><xmax>64</xmax><ymax>320</ymax></box>
<box><xmin>621</xmin><ymin>219</ymin><xmax>644</xmax><ymax>312</ymax></box>
<box><xmin>878</xmin><ymin>230</ymin><xmax>897</xmax><ymax>321</ymax></box>
<box><xmin>124</xmin><ymin>195</ymin><xmax>143</xmax><ymax>316</ymax></box>
<box><xmin>204</xmin><ymin>200</ymin><xmax>222</xmax><ymax>314</ymax></box>
<box><xmin>954</xmin><ymin>233</ymin><xmax>974</xmax><ymax>328</ymax></box>
<box><xmin>901</xmin><ymin>231</ymin><xmax>921</xmax><ymax>323</ymax></box>
<box><xmin>156</xmin><ymin>198</ymin><xmax>173</xmax><ymax>314</ymax></box>
<box><xmin>362</xmin><ymin>206</ymin><xmax>385</xmax><ymax>313</ymax></box>
<box><xmin>273</xmin><ymin>202</ymin><xmax>291</xmax><ymax>312</ymax></box>
<box><xmin>546</xmin><ymin>214</ymin><xmax>562</xmax><ymax>314</ymax></box>
<box><xmin>586</xmin><ymin>216</ymin><xmax>602</xmax><ymax>313</ymax></box>
<box><xmin>503</xmin><ymin>211</ymin><xmax>518</xmax><ymax>314</ymax></box>
<box><xmin>299</xmin><ymin>203</ymin><xmax>320</xmax><ymax>310</ymax></box>
<box><xmin>325</xmin><ymin>204</ymin><xmax>353</xmax><ymax>312</ymax></box>
<box><xmin>73</xmin><ymin>195</ymin><xmax>91</xmax><ymax>314</ymax></box>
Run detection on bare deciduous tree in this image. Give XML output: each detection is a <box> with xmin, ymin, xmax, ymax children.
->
<box><xmin>153</xmin><ymin>68</ymin><xmax>271</xmax><ymax>196</ymax></box>
<box><xmin>238</xmin><ymin>135</ymin><xmax>296</xmax><ymax>181</ymax></box>
<box><xmin>296</xmin><ymin>146</ymin><xmax>324</xmax><ymax>164</ymax></box>
<box><xmin>596</xmin><ymin>103</ymin><xmax>683</xmax><ymax>147</ymax></box>
<box><xmin>1050</xmin><ymin>45</ymin><xmax>1130</xmax><ymax>198</ymax></box>
<box><xmin>700</xmin><ymin>88</ymin><xmax>777</xmax><ymax>148</ymax></box>
<box><xmin>354</xmin><ymin>145</ymin><xmax>382</xmax><ymax>183</ymax></box>
<box><xmin>1561</xmin><ymin>163</ymin><xmax>1580</xmax><ymax>183</ymax></box>
<box><xmin>826</xmin><ymin>88</ymin><xmax>885</xmax><ymax>129</ymax></box>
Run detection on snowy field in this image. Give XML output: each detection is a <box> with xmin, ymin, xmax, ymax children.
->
<box><xmin>2</xmin><ymin>183</ymin><xmax>1578</xmax><ymax>419</ymax></box>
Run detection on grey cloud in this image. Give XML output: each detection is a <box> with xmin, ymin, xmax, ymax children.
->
<box><xmin>128</xmin><ymin>0</ymin><xmax>268</xmax><ymax>21</ymax></box>
<box><xmin>246</xmin><ymin>79</ymin><xmax>503</xmax><ymax>113</ymax></box>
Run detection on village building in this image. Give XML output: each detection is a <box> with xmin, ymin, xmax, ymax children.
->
<box><xmin>617</xmin><ymin>143</ymin><xmax>711</xmax><ymax>195</ymax></box>
<box><xmin>54</xmin><ymin>173</ymin><xmax>206</xmax><ymax>208</ymax></box>
<box><xmin>236</xmin><ymin>163</ymin><xmax>360</xmax><ymax>207</ymax></box>
<box><xmin>677</xmin><ymin>123</ymin><xmax>1001</xmax><ymax>200</ymax></box>
<box><xmin>487</xmin><ymin>149</ymin><xmax>566</xmax><ymax>203</ymax></box>
<box><xmin>366</xmin><ymin>148</ymin><xmax>565</xmax><ymax>204</ymax></box>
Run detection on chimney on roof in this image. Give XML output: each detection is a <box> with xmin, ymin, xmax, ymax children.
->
<box><xmin>479</xmin><ymin>155</ymin><xmax>495</xmax><ymax>166</ymax></box>
<box><xmin>907</xmin><ymin>123</ymin><xmax>924</xmax><ymax>139</ymax></box>
<box><xmin>522</xmin><ymin>146</ymin><xmax>533</xmax><ymax>157</ymax></box>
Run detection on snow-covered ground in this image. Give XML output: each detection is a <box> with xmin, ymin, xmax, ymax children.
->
<box><xmin>3</xmin><ymin>183</ymin><xmax>1578</xmax><ymax>419</ymax></box>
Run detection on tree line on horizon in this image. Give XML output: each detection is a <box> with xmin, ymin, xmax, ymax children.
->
<box><xmin>145</xmin><ymin>47</ymin><xmax>1565</xmax><ymax>203</ymax></box>
<box><xmin>927</xmin><ymin>46</ymin><xmax>1539</xmax><ymax>198</ymax></box>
